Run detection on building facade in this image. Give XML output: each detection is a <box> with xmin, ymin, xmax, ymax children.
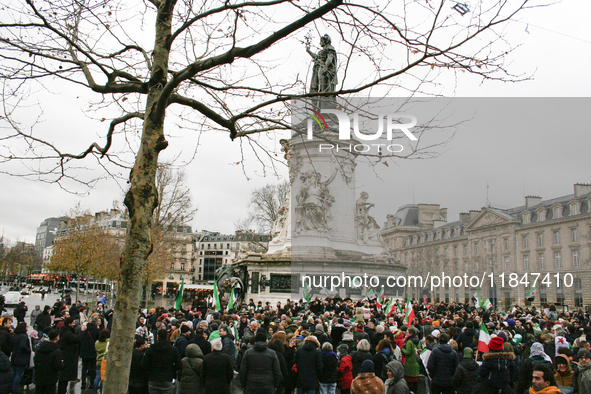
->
<box><xmin>35</xmin><ymin>217</ymin><xmax>67</xmax><ymax>257</ymax></box>
<box><xmin>381</xmin><ymin>183</ymin><xmax>591</xmax><ymax>310</ymax></box>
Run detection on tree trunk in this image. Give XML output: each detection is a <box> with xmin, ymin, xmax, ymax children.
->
<box><xmin>102</xmin><ymin>2</ymin><xmax>173</xmax><ymax>393</ymax></box>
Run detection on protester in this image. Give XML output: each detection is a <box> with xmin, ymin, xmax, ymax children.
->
<box><xmin>427</xmin><ymin>333</ymin><xmax>459</xmax><ymax>394</ymax></box>
<box><xmin>574</xmin><ymin>348</ymin><xmax>591</xmax><ymax>394</ymax></box>
<box><xmin>451</xmin><ymin>347</ymin><xmax>479</xmax><ymax>394</ymax></box>
<box><xmin>34</xmin><ymin>329</ymin><xmax>63</xmax><ymax>394</ymax></box>
<box><xmin>178</xmin><ymin>343</ymin><xmax>205</xmax><ymax>394</ymax></box>
<box><xmin>141</xmin><ymin>329</ymin><xmax>182</xmax><ymax>394</ymax></box>
<box><xmin>384</xmin><ymin>360</ymin><xmax>409</xmax><ymax>394</ymax></box>
<box><xmin>202</xmin><ymin>338</ymin><xmax>234</xmax><ymax>394</ymax></box>
<box><xmin>531</xmin><ymin>364</ymin><xmax>560</xmax><ymax>394</ymax></box>
<box><xmin>351</xmin><ymin>359</ymin><xmax>384</xmax><ymax>394</ymax></box>
<box><xmin>294</xmin><ymin>335</ymin><xmax>323</xmax><ymax>394</ymax></box>
<box><xmin>129</xmin><ymin>337</ymin><xmax>149</xmax><ymax>394</ymax></box>
<box><xmin>239</xmin><ymin>331</ymin><xmax>282</xmax><ymax>394</ymax></box>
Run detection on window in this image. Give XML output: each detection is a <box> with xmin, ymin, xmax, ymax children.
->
<box><xmin>504</xmin><ymin>238</ymin><xmax>509</xmax><ymax>251</ymax></box>
<box><xmin>523</xmin><ymin>255</ymin><xmax>529</xmax><ymax>271</ymax></box>
<box><xmin>571</xmin><ymin>228</ymin><xmax>578</xmax><ymax>243</ymax></box>
<box><xmin>523</xmin><ymin>212</ymin><xmax>531</xmax><ymax>224</ymax></box>
<box><xmin>537</xmin><ymin>233</ymin><xmax>544</xmax><ymax>247</ymax></box>
<box><xmin>464</xmin><ymin>245</ymin><xmax>468</xmax><ymax>255</ymax></box>
<box><xmin>575</xmin><ymin>278</ymin><xmax>583</xmax><ymax>307</ymax></box>
<box><xmin>537</xmin><ymin>209</ymin><xmax>546</xmax><ymax>222</ymax></box>
<box><xmin>573</xmin><ymin>250</ymin><xmax>580</xmax><ymax>268</ymax></box>
<box><xmin>489</xmin><ymin>257</ymin><xmax>494</xmax><ymax>271</ymax></box>
<box><xmin>538</xmin><ymin>253</ymin><xmax>545</xmax><ymax>270</ymax></box>
<box><xmin>464</xmin><ymin>261</ymin><xmax>468</xmax><ymax>272</ymax></box>
<box><xmin>444</xmin><ymin>247</ymin><xmax>448</xmax><ymax>257</ymax></box>
<box><xmin>454</xmin><ymin>245</ymin><xmax>458</xmax><ymax>256</ymax></box>
<box><xmin>474</xmin><ymin>242</ymin><xmax>479</xmax><ymax>254</ymax></box>
<box><xmin>539</xmin><ymin>283</ymin><xmax>547</xmax><ymax>305</ymax></box>
<box><xmin>555</xmin><ymin>251</ymin><xmax>562</xmax><ymax>268</ymax></box>
<box><xmin>554</xmin><ymin>231</ymin><xmax>560</xmax><ymax>245</ymax></box>
<box><xmin>181</xmin><ymin>263</ymin><xmax>185</xmax><ymax>271</ymax></box>
<box><xmin>227</xmin><ymin>243</ymin><xmax>230</xmax><ymax>249</ymax></box>
<box><xmin>553</xmin><ymin>206</ymin><xmax>562</xmax><ymax>218</ymax></box>
<box><xmin>571</xmin><ymin>203</ymin><xmax>580</xmax><ymax>215</ymax></box>
<box><xmin>475</xmin><ymin>260</ymin><xmax>479</xmax><ymax>272</ymax></box>
<box><xmin>522</xmin><ymin>235</ymin><xmax>528</xmax><ymax>248</ymax></box>
<box><xmin>505</xmin><ymin>256</ymin><xmax>510</xmax><ymax>271</ymax></box>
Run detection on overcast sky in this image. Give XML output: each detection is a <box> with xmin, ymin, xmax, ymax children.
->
<box><xmin>1</xmin><ymin>1</ymin><xmax>590</xmax><ymax>244</ymax></box>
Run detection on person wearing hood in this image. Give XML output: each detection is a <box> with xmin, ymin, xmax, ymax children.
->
<box><xmin>338</xmin><ymin>331</ymin><xmax>356</xmax><ymax>355</ymax></box>
<box><xmin>33</xmin><ymin>329</ymin><xmax>63</xmax><ymax>394</ymax></box>
<box><xmin>140</xmin><ymin>329</ymin><xmax>182</xmax><ymax>394</ymax></box>
<box><xmin>573</xmin><ymin>348</ymin><xmax>591</xmax><ymax>394</ymax></box>
<box><xmin>553</xmin><ymin>353</ymin><xmax>573</xmax><ymax>389</ymax></box>
<box><xmin>351</xmin><ymin>360</ymin><xmax>384</xmax><ymax>394</ymax></box>
<box><xmin>427</xmin><ymin>333</ymin><xmax>459</xmax><ymax>394</ymax></box>
<box><xmin>239</xmin><ymin>331</ymin><xmax>282</xmax><ymax>393</ymax></box>
<box><xmin>128</xmin><ymin>337</ymin><xmax>149</xmax><ymax>394</ymax></box>
<box><xmin>336</xmin><ymin>344</ymin><xmax>353</xmax><ymax>394</ymax></box>
<box><xmin>451</xmin><ymin>347</ymin><xmax>478</xmax><ymax>394</ymax></box>
<box><xmin>401</xmin><ymin>327</ymin><xmax>420</xmax><ymax>393</ymax></box>
<box><xmin>57</xmin><ymin>317</ymin><xmax>79</xmax><ymax>394</ymax></box>
<box><xmin>294</xmin><ymin>335</ymin><xmax>323</xmax><ymax>393</ymax></box>
<box><xmin>178</xmin><ymin>343</ymin><xmax>204</xmax><ymax>394</ymax></box>
<box><xmin>518</xmin><ymin>341</ymin><xmax>554</xmax><ymax>394</ymax></box>
<box><xmin>474</xmin><ymin>336</ymin><xmax>517</xmax><ymax>394</ymax></box>
<box><xmin>319</xmin><ymin>341</ymin><xmax>338</xmax><ymax>394</ymax></box>
<box><xmin>384</xmin><ymin>360</ymin><xmax>409</xmax><ymax>394</ymax></box>
<box><xmin>35</xmin><ymin>306</ymin><xmax>53</xmax><ymax>335</ymax></box>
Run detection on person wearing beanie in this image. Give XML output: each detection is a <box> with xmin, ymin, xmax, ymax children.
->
<box><xmin>474</xmin><ymin>335</ymin><xmax>518</xmax><ymax>394</ymax></box>
<box><xmin>239</xmin><ymin>329</ymin><xmax>282</xmax><ymax>393</ymax></box>
<box><xmin>452</xmin><ymin>347</ymin><xmax>479</xmax><ymax>394</ymax></box>
<box><xmin>384</xmin><ymin>360</ymin><xmax>409</xmax><ymax>394</ymax></box>
<box><xmin>553</xmin><ymin>353</ymin><xmax>573</xmax><ymax>388</ymax></box>
<box><xmin>573</xmin><ymin>348</ymin><xmax>591</xmax><ymax>394</ymax></box>
<box><xmin>337</xmin><ymin>344</ymin><xmax>353</xmax><ymax>394</ymax></box>
<box><xmin>518</xmin><ymin>342</ymin><xmax>553</xmax><ymax>394</ymax></box>
<box><xmin>351</xmin><ymin>360</ymin><xmax>384</xmax><ymax>394</ymax></box>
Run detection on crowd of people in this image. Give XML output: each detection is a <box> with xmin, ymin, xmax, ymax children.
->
<box><xmin>1</xmin><ymin>292</ymin><xmax>591</xmax><ymax>394</ymax></box>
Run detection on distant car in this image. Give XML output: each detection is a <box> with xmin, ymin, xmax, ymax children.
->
<box><xmin>20</xmin><ymin>288</ymin><xmax>31</xmax><ymax>295</ymax></box>
<box><xmin>3</xmin><ymin>291</ymin><xmax>22</xmax><ymax>306</ymax></box>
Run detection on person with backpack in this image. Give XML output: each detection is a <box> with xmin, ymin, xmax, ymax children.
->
<box><xmin>178</xmin><ymin>344</ymin><xmax>205</xmax><ymax>394</ymax></box>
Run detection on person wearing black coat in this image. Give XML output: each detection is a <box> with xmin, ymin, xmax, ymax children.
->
<box><xmin>140</xmin><ymin>329</ymin><xmax>182</xmax><ymax>393</ymax></box>
<box><xmin>239</xmin><ymin>332</ymin><xmax>282</xmax><ymax>393</ymax></box>
<box><xmin>202</xmin><ymin>338</ymin><xmax>234</xmax><ymax>394</ymax></box>
<box><xmin>473</xmin><ymin>336</ymin><xmax>517</xmax><ymax>394</ymax></box>
<box><xmin>0</xmin><ymin>348</ymin><xmax>14</xmax><ymax>394</ymax></box>
<box><xmin>452</xmin><ymin>348</ymin><xmax>479</xmax><ymax>394</ymax></box>
<box><xmin>13</xmin><ymin>302</ymin><xmax>27</xmax><ymax>324</ymax></box>
<box><xmin>35</xmin><ymin>306</ymin><xmax>53</xmax><ymax>335</ymax></box>
<box><xmin>129</xmin><ymin>338</ymin><xmax>149</xmax><ymax>394</ymax></box>
<box><xmin>34</xmin><ymin>330</ymin><xmax>64</xmax><ymax>394</ymax></box>
<box><xmin>455</xmin><ymin>322</ymin><xmax>477</xmax><ymax>352</ymax></box>
<box><xmin>319</xmin><ymin>342</ymin><xmax>338</xmax><ymax>393</ymax></box>
<box><xmin>268</xmin><ymin>338</ymin><xmax>289</xmax><ymax>394</ymax></box>
<box><xmin>427</xmin><ymin>333</ymin><xmax>459</xmax><ymax>394</ymax></box>
<box><xmin>57</xmin><ymin>317</ymin><xmax>79</xmax><ymax>394</ymax></box>
<box><xmin>189</xmin><ymin>328</ymin><xmax>211</xmax><ymax>357</ymax></box>
<box><xmin>78</xmin><ymin>320</ymin><xmax>99</xmax><ymax>390</ymax></box>
<box><xmin>294</xmin><ymin>336</ymin><xmax>324</xmax><ymax>392</ymax></box>
<box><xmin>0</xmin><ymin>318</ymin><xmax>12</xmax><ymax>358</ymax></box>
<box><xmin>10</xmin><ymin>322</ymin><xmax>31</xmax><ymax>394</ymax></box>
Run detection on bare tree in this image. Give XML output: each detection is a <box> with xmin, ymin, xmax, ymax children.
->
<box><xmin>0</xmin><ymin>0</ymin><xmax>540</xmax><ymax>391</ymax></box>
<box><xmin>243</xmin><ymin>180</ymin><xmax>289</xmax><ymax>233</ymax></box>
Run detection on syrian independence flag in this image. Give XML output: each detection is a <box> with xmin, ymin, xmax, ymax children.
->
<box><xmin>212</xmin><ymin>280</ymin><xmax>221</xmax><ymax>311</ymax></box>
<box><xmin>362</xmin><ymin>288</ymin><xmax>376</xmax><ymax>302</ymax></box>
<box><xmin>303</xmin><ymin>282</ymin><xmax>311</xmax><ymax>303</ymax></box>
<box><xmin>175</xmin><ymin>277</ymin><xmax>184</xmax><ymax>310</ymax></box>
<box><xmin>376</xmin><ymin>288</ymin><xmax>385</xmax><ymax>308</ymax></box>
<box><xmin>483</xmin><ymin>299</ymin><xmax>492</xmax><ymax>310</ymax></box>
<box><xmin>526</xmin><ymin>280</ymin><xmax>537</xmax><ymax>300</ymax></box>
<box><xmin>397</xmin><ymin>302</ymin><xmax>404</xmax><ymax>314</ymax></box>
<box><xmin>473</xmin><ymin>290</ymin><xmax>482</xmax><ymax>308</ymax></box>
<box><xmin>405</xmin><ymin>297</ymin><xmax>415</xmax><ymax>325</ymax></box>
<box><xmin>385</xmin><ymin>298</ymin><xmax>396</xmax><ymax>317</ymax></box>
<box><xmin>478</xmin><ymin>321</ymin><xmax>491</xmax><ymax>353</ymax></box>
<box><xmin>228</xmin><ymin>286</ymin><xmax>235</xmax><ymax>310</ymax></box>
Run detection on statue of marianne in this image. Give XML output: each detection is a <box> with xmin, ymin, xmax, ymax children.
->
<box><xmin>306</xmin><ymin>34</ymin><xmax>337</xmax><ymax>94</ymax></box>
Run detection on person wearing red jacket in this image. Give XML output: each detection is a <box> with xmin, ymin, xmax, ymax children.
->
<box><xmin>337</xmin><ymin>344</ymin><xmax>353</xmax><ymax>394</ymax></box>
